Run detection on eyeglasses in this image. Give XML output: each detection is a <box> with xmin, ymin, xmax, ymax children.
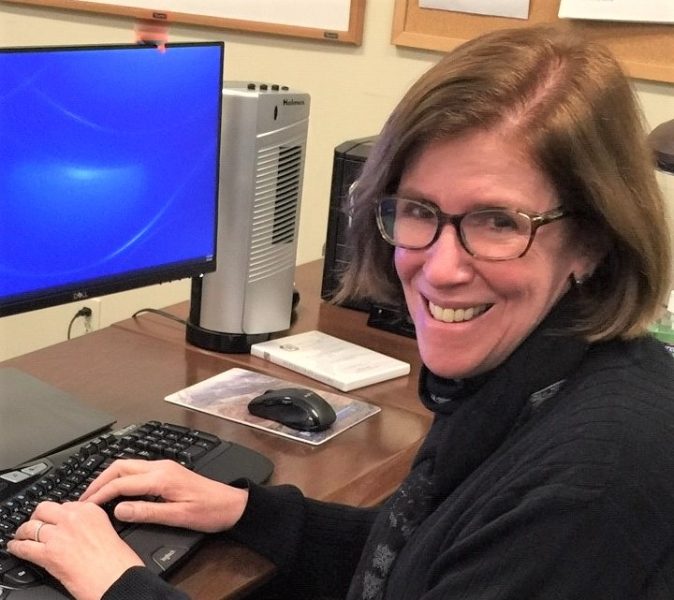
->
<box><xmin>375</xmin><ymin>196</ymin><xmax>571</xmax><ymax>261</ymax></box>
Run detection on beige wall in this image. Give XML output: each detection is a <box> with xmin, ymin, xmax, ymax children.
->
<box><xmin>1</xmin><ymin>2</ymin><xmax>674</xmax><ymax>360</ymax></box>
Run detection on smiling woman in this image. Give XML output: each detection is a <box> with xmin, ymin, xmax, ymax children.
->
<box><xmin>8</xmin><ymin>22</ymin><xmax>674</xmax><ymax>600</ymax></box>
<box><xmin>389</xmin><ymin>130</ymin><xmax>596</xmax><ymax>379</ymax></box>
<box><xmin>327</xmin><ymin>22</ymin><xmax>674</xmax><ymax>600</ymax></box>
<box><xmin>339</xmin><ymin>24</ymin><xmax>670</xmax><ymax>343</ymax></box>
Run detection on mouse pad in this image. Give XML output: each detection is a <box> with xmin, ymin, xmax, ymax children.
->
<box><xmin>164</xmin><ymin>367</ymin><xmax>380</xmax><ymax>445</ymax></box>
<box><xmin>0</xmin><ymin>367</ymin><xmax>116</xmax><ymax>470</ymax></box>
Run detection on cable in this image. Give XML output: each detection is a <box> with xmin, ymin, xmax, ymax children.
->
<box><xmin>67</xmin><ymin>306</ymin><xmax>92</xmax><ymax>340</ymax></box>
<box><xmin>132</xmin><ymin>307</ymin><xmax>188</xmax><ymax>325</ymax></box>
<box><xmin>133</xmin><ymin>298</ymin><xmax>300</xmax><ymax>332</ymax></box>
<box><xmin>132</xmin><ymin>307</ymin><xmax>223</xmax><ymax>335</ymax></box>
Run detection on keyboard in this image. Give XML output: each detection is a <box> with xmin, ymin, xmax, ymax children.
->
<box><xmin>0</xmin><ymin>420</ymin><xmax>274</xmax><ymax>599</ymax></box>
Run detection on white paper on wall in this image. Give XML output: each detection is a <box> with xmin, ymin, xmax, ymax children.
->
<box><xmin>558</xmin><ymin>0</ymin><xmax>674</xmax><ymax>23</ymax></box>
<box><xmin>419</xmin><ymin>0</ymin><xmax>530</xmax><ymax>20</ymax></box>
<box><xmin>78</xmin><ymin>0</ymin><xmax>352</xmax><ymax>30</ymax></box>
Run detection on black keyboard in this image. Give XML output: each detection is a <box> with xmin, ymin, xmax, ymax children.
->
<box><xmin>0</xmin><ymin>420</ymin><xmax>274</xmax><ymax>599</ymax></box>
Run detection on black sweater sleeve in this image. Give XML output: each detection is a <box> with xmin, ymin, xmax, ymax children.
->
<box><xmin>101</xmin><ymin>483</ymin><xmax>377</xmax><ymax>600</ymax></box>
<box><xmin>228</xmin><ymin>482</ymin><xmax>379</xmax><ymax>598</ymax></box>
<box><xmin>102</xmin><ymin>566</ymin><xmax>190</xmax><ymax>600</ymax></box>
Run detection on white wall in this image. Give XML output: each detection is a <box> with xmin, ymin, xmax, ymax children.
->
<box><xmin>1</xmin><ymin>2</ymin><xmax>674</xmax><ymax>360</ymax></box>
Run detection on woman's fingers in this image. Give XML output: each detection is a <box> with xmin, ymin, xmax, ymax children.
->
<box><xmin>80</xmin><ymin>459</ymin><xmax>176</xmax><ymax>504</ymax></box>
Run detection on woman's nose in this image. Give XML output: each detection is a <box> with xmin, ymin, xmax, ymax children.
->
<box><xmin>422</xmin><ymin>225</ymin><xmax>474</xmax><ymax>285</ymax></box>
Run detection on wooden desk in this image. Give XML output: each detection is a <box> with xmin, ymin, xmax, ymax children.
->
<box><xmin>113</xmin><ymin>260</ymin><xmax>429</xmax><ymax>418</ymax></box>
<box><xmin>2</xmin><ymin>261</ymin><xmax>431</xmax><ymax>599</ymax></box>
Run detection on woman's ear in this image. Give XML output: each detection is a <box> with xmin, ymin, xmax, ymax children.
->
<box><xmin>570</xmin><ymin>226</ymin><xmax>610</xmax><ymax>285</ymax></box>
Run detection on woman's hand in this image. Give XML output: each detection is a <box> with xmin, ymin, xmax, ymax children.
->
<box><xmin>80</xmin><ymin>459</ymin><xmax>249</xmax><ymax>532</ymax></box>
<box><xmin>7</xmin><ymin>460</ymin><xmax>248</xmax><ymax>600</ymax></box>
<box><xmin>8</xmin><ymin>501</ymin><xmax>143</xmax><ymax>600</ymax></box>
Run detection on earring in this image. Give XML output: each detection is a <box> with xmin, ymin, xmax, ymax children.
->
<box><xmin>572</xmin><ymin>273</ymin><xmax>590</xmax><ymax>286</ymax></box>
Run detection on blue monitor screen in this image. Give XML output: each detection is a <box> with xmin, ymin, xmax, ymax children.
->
<box><xmin>0</xmin><ymin>42</ymin><xmax>223</xmax><ymax>317</ymax></box>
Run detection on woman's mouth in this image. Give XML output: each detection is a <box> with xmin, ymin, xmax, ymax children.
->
<box><xmin>428</xmin><ymin>301</ymin><xmax>490</xmax><ymax>323</ymax></box>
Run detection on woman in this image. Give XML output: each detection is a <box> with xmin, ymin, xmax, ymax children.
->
<box><xmin>10</xmin><ymin>23</ymin><xmax>674</xmax><ymax>600</ymax></box>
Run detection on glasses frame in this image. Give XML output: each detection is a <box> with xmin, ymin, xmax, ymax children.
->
<box><xmin>375</xmin><ymin>196</ymin><xmax>571</xmax><ymax>261</ymax></box>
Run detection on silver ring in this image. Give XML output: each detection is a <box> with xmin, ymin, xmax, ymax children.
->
<box><xmin>34</xmin><ymin>521</ymin><xmax>45</xmax><ymax>543</ymax></box>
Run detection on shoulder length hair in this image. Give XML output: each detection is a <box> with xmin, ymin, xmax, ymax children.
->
<box><xmin>335</xmin><ymin>23</ymin><xmax>671</xmax><ymax>341</ymax></box>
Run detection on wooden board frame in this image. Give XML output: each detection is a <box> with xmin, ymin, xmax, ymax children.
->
<box><xmin>392</xmin><ymin>0</ymin><xmax>674</xmax><ymax>83</ymax></box>
<box><xmin>2</xmin><ymin>0</ymin><xmax>366</xmax><ymax>45</ymax></box>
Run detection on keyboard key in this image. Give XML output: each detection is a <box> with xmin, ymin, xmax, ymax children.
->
<box><xmin>0</xmin><ymin>471</ymin><xmax>29</xmax><ymax>484</ymax></box>
<box><xmin>178</xmin><ymin>445</ymin><xmax>207</xmax><ymax>465</ymax></box>
<box><xmin>0</xmin><ymin>550</ymin><xmax>19</xmax><ymax>575</ymax></box>
<box><xmin>20</xmin><ymin>462</ymin><xmax>49</xmax><ymax>477</ymax></box>
<box><xmin>193</xmin><ymin>430</ymin><xmax>219</xmax><ymax>445</ymax></box>
<box><xmin>161</xmin><ymin>424</ymin><xmax>189</xmax><ymax>435</ymax></box>
<box><xmin>81</xmin><ymin>455</ymin><xmax>106</xmax><ymax>471</ymax></box>
<box><xmin>2</xmin><ymin>563</ymin><xmax>43</xmax><ymax>587</ymax></box>
<box><xmin>151</xmin><ymin>545</ymin><xmax>190</xmax><ymax>572</ymax></box>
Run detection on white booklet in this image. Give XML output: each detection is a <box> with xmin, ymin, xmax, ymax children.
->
<box><xmin>250</xmin><ymin>330</ymin><xmax>411</xmax><ymax>392</ymax></box>
<box><xmin>164</xmin><ymin>367</ymin><xmax>381</xmax><ymax>446</ymax></box>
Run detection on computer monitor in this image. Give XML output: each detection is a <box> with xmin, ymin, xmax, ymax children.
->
<box><xmin>0</xmin><ymin>41</ymin><xmax>224</xmax><ymax>317</ymax></box>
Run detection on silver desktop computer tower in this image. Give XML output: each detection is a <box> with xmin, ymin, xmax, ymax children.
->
<box><xmin>187</xmin><ymin>82</ymin><xmax>310</xmax><ymax>352</ymax></box>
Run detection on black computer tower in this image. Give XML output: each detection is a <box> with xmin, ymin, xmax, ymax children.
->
<box><xmin>321</xmin><ymin>136</ymin><xmax>376</xmax><ymax>311</ymax></box>
<box><xmin>321</xmin><ymin>136</ymin><xmax>415</xmax><ymax>338</ymax></box>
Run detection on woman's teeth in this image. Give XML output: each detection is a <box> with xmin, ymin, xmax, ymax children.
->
<box><xmin>428</xmin><ymin>302</ymin><xmax>489</xmax><ymax>323</ymax></box>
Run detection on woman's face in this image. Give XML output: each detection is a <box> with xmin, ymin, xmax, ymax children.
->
<box><xmin>395</xmin><ymin>130</ymin><xmax>597</xmax><ymax>379</ymax></box>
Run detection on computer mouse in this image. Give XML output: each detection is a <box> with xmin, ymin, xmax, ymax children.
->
<box><xmin>248</xmin><ymin>387</ymin><xmax>337</xmax><ymax>432</ymax></box>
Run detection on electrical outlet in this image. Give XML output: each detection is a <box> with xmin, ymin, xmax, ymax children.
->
<box><xmin>67</xmin><ymin>299</ymin><xmax>103</xmax><ymax>339</ymax></box>
<box><xmin>83</xmin><ymin>298</ymin><xmax>102</xmax><ymax>333</ymax></box>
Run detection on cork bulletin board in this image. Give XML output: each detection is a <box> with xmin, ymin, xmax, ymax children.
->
<box><xmin>392</xmin><ymin>0</ymin><xmax>674</xmax><ymax>83</ymax></box>
<box><xmin>1</xmin><ymin>0</ymin><xmax>366</xmax><ymax>44</ymax></box>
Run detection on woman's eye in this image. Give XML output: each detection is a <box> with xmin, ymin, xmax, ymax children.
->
<box><xmin>470</xmin><ymin>210</ymin><xmax>520</xmax><ymax>232</ymax></box>
<box><xmin>491</xmin><ymin>213</ymin><xmax>519</xmax><ymax>230</ymax></box>
<box><xmin>416</xmin><ymin>208</ymin><xmax>435</xmax><ymax>220</ymax></box>
<box><xmin>482</xmin><ymin>211</ymin><xmax>518</xmax><ymax>231</ymax></box>
<box><xmin>401</xmin><ymin>202</ymin><xmax>434</xmax><ymax>220</ymax></box>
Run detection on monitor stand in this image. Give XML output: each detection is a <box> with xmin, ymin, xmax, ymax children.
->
<box><xmin>0</xmin><ymin>367</ymin><xmax>116</xmax><ymax>471</ymax></box>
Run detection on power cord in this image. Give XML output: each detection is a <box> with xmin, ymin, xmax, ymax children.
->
<box><xmin>133</xmin><ymin>306</ymin><xmax>271</xmax><ymax>336</ymax></box>
<box><xmin>67</xmin><ymin>306</ymin><xmax>92</xmax><ymax>340</ymax></box>
<box><xmin>133</xmin><ymin>292</ymin><xmax>301</xmax><ymax>331</ymax></box>
<box><xmin>132</xmin><ymin>307</ymin><xmax>223</xmax><ymax>335</ymax></box>
<box><xmin>132</xmin><ymin>307</ymin><xmax>188</xmax><ymax>325</ymax></box>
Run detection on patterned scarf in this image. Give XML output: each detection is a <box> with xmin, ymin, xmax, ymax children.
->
<box><xmin>346</xmin><ymin>297</ymin><xmax>588</xmax><ymax>600</ymax></box>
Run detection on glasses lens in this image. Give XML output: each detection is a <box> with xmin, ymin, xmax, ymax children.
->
<box><xmin>377</xmin><ymin>197</ymin><xmax>438</xmax><ymax>248</ymax></box>
<box><xmin>461</xmin><ymin>209</ymin><xmax>531</xmax><ymax>259</ymax></box>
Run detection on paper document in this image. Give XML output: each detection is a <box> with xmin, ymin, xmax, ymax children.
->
<box><xmin>558</xmin><ymin>0</ymin><xmax>674</xmax><ymax>23</ymax></box>
<box><xmin>250</xmin><ymin>330</ymin><xmax>410</xmax><ymax>392</ymax></box>
<box><xmin>420</xmin><ymin>0</ymin><xmax>530</xmax><ymax>20</ymax></box>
